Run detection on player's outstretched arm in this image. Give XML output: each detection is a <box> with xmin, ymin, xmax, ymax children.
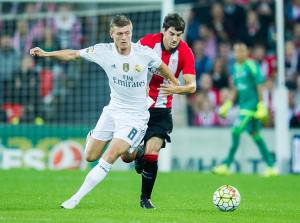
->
<box><xmin>157</xmin><ymin>62</ymin><xmax>179</xmax><ymax>86</ymax></box>
<box><xmin>29</xmin><ymin>47</ymin><xmax>80</xmax><ymax>61</ymax></box>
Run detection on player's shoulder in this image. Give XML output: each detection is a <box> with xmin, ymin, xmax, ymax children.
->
<box><xmin>245</xmin><ymin>59</ymin><xmax>258</xmax><ymax>69</ymax></box>
<box><xmin>178</xmin><ymin>39</ymin><xmax>193</xmax><ymax>53</ymax></box>
<box><xmin>139</xmin><ymin>33</ymin><xmax>162</xmax><ymax>47</ymax></box>
<box><xmin>133</xmin><ymin>42</ymin><xmax>155</xmax><ymax>54</ymax></box>
<box><xmin>245</xmin><ymin>59</ymin><xmax>260</xmax><ymax>75</ymax></box>
<box><xmin>91</xmin><ymin>43</ymin><xmax>113</xmax><ymax>52</ymax></box>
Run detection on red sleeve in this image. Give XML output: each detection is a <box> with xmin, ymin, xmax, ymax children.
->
<box><xmin>182</xmin><ymin>47</ymin><xmax>196</xmax><ymax>75</ymax></box>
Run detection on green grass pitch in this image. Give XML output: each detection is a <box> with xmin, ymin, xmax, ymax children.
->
<box><xmin>0</xmin><ymin>170</ymin><xmax>299</xmax><ymax>223</ymax></box>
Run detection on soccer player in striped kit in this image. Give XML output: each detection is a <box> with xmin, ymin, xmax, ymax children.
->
<box><xmin>122</xmin><ymin>13</ymin><xmax>196</xmax><ymax>209</ymax></box>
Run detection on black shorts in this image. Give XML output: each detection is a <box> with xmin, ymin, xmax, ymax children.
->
<box><xmin>143</xmin><ymin>108</ymin><xmax>173</xmax><ymax>148</ymax></box>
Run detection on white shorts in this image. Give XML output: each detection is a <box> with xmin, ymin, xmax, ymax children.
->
<box><xmin>90</xmin><ymin>106</ymin><xmax>149</xmax><ymax>148</ymax></box>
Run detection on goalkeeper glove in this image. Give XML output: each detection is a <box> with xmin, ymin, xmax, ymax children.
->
<box><xmin>219</xmin><ymin>100</ymin><xmax>233</xmax><ymax>118</ymax></box>
<box><xmin>254</xmin><ymin>101</ymin><xmax>268</xmax><ymax>120</ymax></box>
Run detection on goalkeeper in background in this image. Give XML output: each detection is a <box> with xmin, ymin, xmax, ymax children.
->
<box><xmin>212</xmin><ymin>43</ymin><xmax>278</xmax><ymax>177</ymax></box>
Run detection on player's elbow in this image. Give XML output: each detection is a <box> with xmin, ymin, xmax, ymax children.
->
<box><xmin>64</xmin><ymin>50</ymin><xmax>80</xmax><ymax>61</ymax></box>
<box><xmin>66</xmin><ymin>53</ymin><xmax>79</xmax><ymax>61</ymax></box>
<box><xmin>189</xmin><ymin>84</ymin><xmax>196</xmax><ymax>93</ymax></box>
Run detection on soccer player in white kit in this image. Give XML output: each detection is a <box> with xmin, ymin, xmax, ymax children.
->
<box><xmin>30</xmin><ymin>15</ymin><xmax>178</xmax><ymax>209</ymax></box>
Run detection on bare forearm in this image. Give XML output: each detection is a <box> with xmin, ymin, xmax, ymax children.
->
<box><xmin>174</xmin><ymin>83</ymin><xmax>196</xmax><ymax>94</ymax></box>
<box><xmin>46</xmin><ymin>50</ymin><xmax>79</xmax><ymax>61</ymax></box>
<box><xmin>158</xmin><ymin>63</ymin><xmax>179</xmax><ymax>85</ymax></box>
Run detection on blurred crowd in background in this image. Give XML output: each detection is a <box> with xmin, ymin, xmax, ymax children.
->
<box><xmin>0</xmin><ymin>0</ymin><xmax>299</xmax><ymax>128</ymax></box>
<box><xmin>186</xmin><ymin>0</ymin><xmax>300</xmax><ymax>128</ymax></box>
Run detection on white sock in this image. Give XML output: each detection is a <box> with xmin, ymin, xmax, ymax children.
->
<box><xmin>71</xmin><ymin>158</ymin><xmax>112</xmax><ymax>201</ymax></box>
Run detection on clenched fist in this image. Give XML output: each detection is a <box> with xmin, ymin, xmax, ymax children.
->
<box><xmin>29</xmin><ymin>47</ymin><xmax>48</xmax><ymax>57</ymax></box>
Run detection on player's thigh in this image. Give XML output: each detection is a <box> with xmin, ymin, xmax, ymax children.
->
<box><xmin>246</xmin><ymin>119</ymin><xmax>262</xmax><ymax>136</ymax></box>
<box><xmin>145</xmin><ymin>136</ymin><xmax>164</xmax><ymax>154</ymax></box>
<box><xmin>102</xmin><ymin>138</ymin><xmax>131</xmax><ymax>163</ymax></box>
<box><xmin>233</xmin><ymin>115</ymin><xmax>252</xmax><ymax>134</ymax></box>
<box><xmin>85</xmin><ymin>107</ymin><xmax>115</xmax><ymax>161</ymax></box>
<box><xmin>144</xmin><ymin>109</ymin><xmax>173</xmax><ymax>154</ymax></box>
<box><xmin>85</xmin><ymin>134</ymin><xmax>108</xmax><ymax>161</ymax></box>
<box><xmin>114</xmin><ymin>115</ymin><xmax>148</xmax><ymax>148</ymax></box>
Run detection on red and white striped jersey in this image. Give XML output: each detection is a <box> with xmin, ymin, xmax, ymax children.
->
<box><xmin>139</xmin><ymin>33</ymin><xmax>196</xmax><ymax>108</ymax></box>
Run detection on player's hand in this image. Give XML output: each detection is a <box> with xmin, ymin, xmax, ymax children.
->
<box><xmin>29</xmin><ymin>47</ymin><xmax>48</xmax><ymax>57</ymax></box>
<box><xmin>254</xmin><ymin>101</ymin><xmax>268</xmax><ymax>120</ymax></box>
<box><xmin>218</xmin><ymin>100</ymin><xmax>233</xmax><ymax>118</ymax></box>
<box><xmin>158</xmin><ymin>81</ymin><xmax>179</xmax><ymax>96</ymax></box>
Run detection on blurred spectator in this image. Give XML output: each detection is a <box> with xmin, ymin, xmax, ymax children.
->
<box><xmin>32</xmin><ymin>27</ymin><xmax>66</xmax><ymax>101</ymax></box>
<box><xmin>33</xmin><ymin>27</ymin><xmax>60</xmax><ymax>70</ymax></box>
<box><xmin>0</xmin><ymin>35</ymin><xmax>20</xmax><ymax>105</ymax></box>
<box><xmin>210</xmin><ymin>57</ymin><xmax>230</xmax><ymax>90</ymax></box>
<box><xmin>15</xmin><ymin>56</ymin><xmax>43</xmax><ymax>123</ymax></box>
<box><xmin>190</xmin><ymin>74</ymin><xmax>219</xmax><ymax>126</ymax></box>
<box><xmin>12</xmin><ymin>20</ymin><xmax>32</xmax><ymax>53</ymax></box>
<box><xmin>218</xmin><ymin>41</ymin><xmax>235</xmax><ymax>75</ymax></box>
<box><xmin>24</xmin><ymin>3</ymin><xmax>43</xmax><ymax>30</ymax></box>
<box><xmin>239</xmin><ymin>10</ymin><xmax>268</xmax><ymax>47</ymax></box>
<box><xmin>286</xmin><ymin>0</ymin><xmax>300</xmax><ymax>23</ymax></box>
<box><xmin>208</xmin><ymin>2</ymin><xmax>231</xmax><ymax>43</ymax></box>
<box><xmin>52</xmin><ymin>4</ymin><xmax>81</xmax><ymax>98</ymax></box>
<box><xmin>218</xmin><ymin>87</ymin><xmax>237</xmax><ymax>126</ymax></box>
<box><xmin>0</xmin><ymin>107</ymin><xmax>7</xmax><ymax>122</ymax></box>
<box><xmin>285</xmin><ymin>41</ymin><xmax>300</xmax><ymax>89</ymax></box>
<box><xmin>289</xmin><ymin>89</ymin><xmax>300</xmax><ymax>127</ymax></box>
<box><xmin>251</xmin><ymin>0</ymin><xmax>274</xmax><ymax>26</ymax></box>
<box><xmin>290</xmin><ymin>76</ymin><xmax>300</xmax><ymax>127</ymax></box>
<box><xmin>198</xmin><ymin>24</ymin><xmax>217</xmax><ymax>59</ymax></box>
<box><xmin>252</xmin><ymin>44</ymin><xmax>276</xmax><ymax>78</ymax></box>
<box><xmin>223</xmin><ymin>0</ymin><xmax>246</xmax><ymax>41</ymax></box>
<box><xmin>192</xmin><ymin>39</ymin><xmax>213</xmax><ymax>87</ymax></box>
<box><xmin>53</xmin><ymin>4</ymin><xmax>81</xmax><ymax>49</ymax></box>
<box><xmin>262</xmin><ymin>76</ymin><xmax>275</xmax><ymax>127</ymax></box>
<box><xmin>292</xmin><ymin>23</ymin><xmax>300</xmax><ymax>51</ymax></box>
<box><xmin>186</xmin><ymin>9</ymin><xmax>201</xmax><ymax>46</ymax></box>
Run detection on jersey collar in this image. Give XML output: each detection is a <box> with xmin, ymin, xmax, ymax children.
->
<box><xmin>161</xmin><ymin>33</ymin><xmax>180</xmax><ymax>54</ymax></box>
<box><xmin>112</xmin><ymin>42</ymin><xmax>134</xmax><ymax>57</ymax></box>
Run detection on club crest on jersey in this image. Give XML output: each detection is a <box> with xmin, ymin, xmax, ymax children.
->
<box><xmin>135</xmin><ymin>64</ymin><xmax>141</xmax><ymax>72</ymax></box>
<box><xmin>123</xmin><ymin>63</ymin><xmax>129</xmax><ymax>72</ymax></box>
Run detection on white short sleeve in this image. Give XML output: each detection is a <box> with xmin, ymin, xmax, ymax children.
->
<box><xmin>79</xmin><ymin>44</ymin><xmax>107</xmax><ymax>66</ymax></box>
<box><xmin>144</xmin><ymin>47</ymin><xmax>162</xmax><ymax>69</ymax></box>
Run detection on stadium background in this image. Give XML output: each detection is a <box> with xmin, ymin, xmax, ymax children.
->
<box><xmin>0</xmin><ymin>0</ymin><xmax>299</xmax><ymax>174</ymax></box>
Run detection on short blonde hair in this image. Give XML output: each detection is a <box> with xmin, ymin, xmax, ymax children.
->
<box><xmin>110</xmin><ymin>15</ymin><xmax>132</xmax><ymax>32</ymax></box>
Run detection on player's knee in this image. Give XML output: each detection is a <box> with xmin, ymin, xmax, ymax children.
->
<box><xmin>120</xmin><ymin>152</ymin><xmax>134</xmax><ymax>163</ymax></box>
<box><xmin>85</xmin><ymin>148</ymin><xmax>99</xmax><ymax>162</ymax></box>
<box><xmin>251</xmin><ymin>132</ymin><xmax>261</xmax><ymax>141</ymax></box>
<box><xmin>104</xmin><ymin>149</ymin><xmax>122</xmax><ymax>163</ymax></box>
<box><xmin>85</xmin><ymin>153</ymin><xmax>98</xmax><ymax>162</ymax></box>
<box><xmin>232</xmin><ymin>128</ymin><xmax>241</xmax><ymax>135</ymax></box>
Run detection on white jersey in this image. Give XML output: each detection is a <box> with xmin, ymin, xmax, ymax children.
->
<box><xmin>79</xmin><ymin>42</ymin><xmax>162</xmax><ymax>114</ymax></box>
